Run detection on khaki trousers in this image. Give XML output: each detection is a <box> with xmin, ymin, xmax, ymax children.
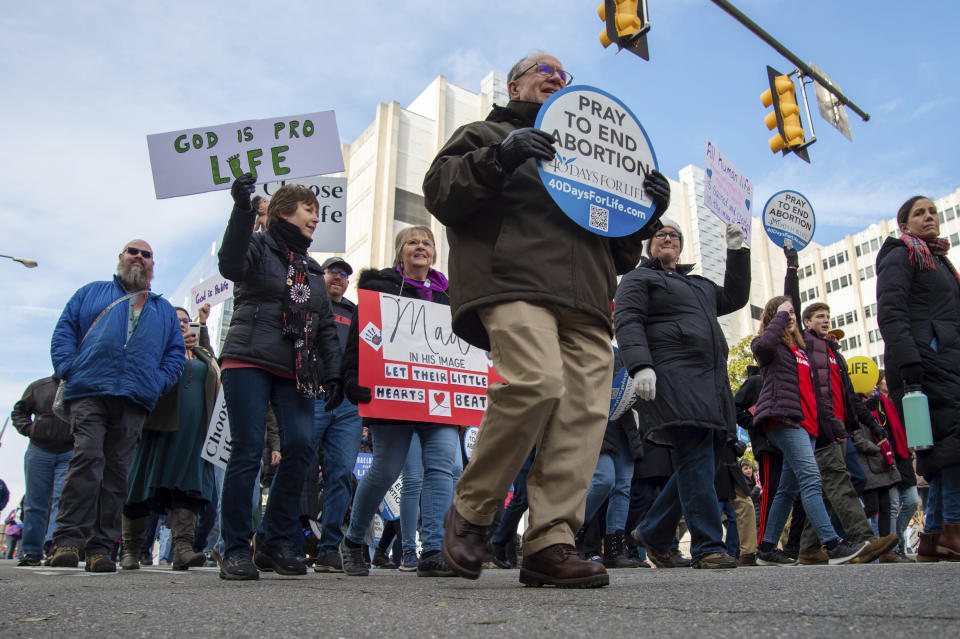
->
<box><xmin>733</xmin><ymin>484</ymin><xmax>758</xmax><ymax>555</ymax></box>
<box><xmin>454</xmin><ymin>301</ymin><xmax>612</xmax><ymax>556</ymax></box>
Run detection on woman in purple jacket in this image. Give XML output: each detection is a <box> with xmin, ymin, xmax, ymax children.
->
<box><xmin>751</xmin><ymin>296</ymin><xmax>865</xmax><ymax>566</ymax></box>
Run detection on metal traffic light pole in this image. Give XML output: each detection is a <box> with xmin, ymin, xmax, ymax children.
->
<box><xmin>708</xmin><ymin>0</ymin><xmax>870</xmax><ymax>122</ymax></box>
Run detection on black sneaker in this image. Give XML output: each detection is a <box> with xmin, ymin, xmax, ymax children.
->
<box><xmin>17</xmin><ymin>554</ymin><xmax>43</xmax><ymax>567</ymax></box>
<box><xmin>827</xmin><ymin>540</ymin><xmax>867</xmax><ymax>565</ymax></box>
<box><xmin>756</xmin><ymin>548</ymin><xmax>799</xmax><ymax>566</ymax></box>
<box><xmin>313</xmin><ymin>550</ymin><xmax>344</xmax><ymax>572</ymax></box>
<box><xmin>253</xmin><ymin>543</ymin><xmax>307</xmax><ymax>576</ymax></box>
<box><xmin>417</xmin><ymin>550</ymin><xmax>458</xmax><ymax>577</ymax></box>
<box><xmin>340</xmin><ymin>539</ymin><xmax>369</xmax><ymax>576</ymax></box>
<box><xmin>372</xmin><ymin>547</ymin><xmax>397</xmax><ymax>569</ymax></box>
<box><xmin>219</xmin><ymin>553</ymin><xmax>260</xmax><ymax>580</ymax></box>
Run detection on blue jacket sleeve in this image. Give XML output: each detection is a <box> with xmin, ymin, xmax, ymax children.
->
<box><xmin>50</xmin><ymin>286</ymin><xmax>86</xmax><ymax>378</ymax></box>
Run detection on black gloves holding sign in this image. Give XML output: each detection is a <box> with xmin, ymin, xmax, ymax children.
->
<box><xmin>643</xmin><ymin>169</ymin><xmax>671</xmax><ymax>216</ymax></box>
<box><xmin>496</xmin><ymin>127</ymin><xmax>556</xmax><ymax>173</ymax></box>
<box><xmin>231</xmin><ymin>173</ymin><xmax>256</xmax><ymax>211</ymax></box>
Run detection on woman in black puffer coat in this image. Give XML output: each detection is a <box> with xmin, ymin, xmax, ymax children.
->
<box><xmin>876</xmin><ymin>194</ymin><xmax>960</xmax><ymax>560</ymax></box>
<box><xmin>614</xmin><ymin>218</ymin><xmax>749</xmax><ymax>569</ymax></box>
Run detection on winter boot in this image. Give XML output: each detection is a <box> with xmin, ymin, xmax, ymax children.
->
<box><xmin>603</xmin><ymin>531</ymin><xmax>640</xmax><ymax>568</ymax></box>
<box><xmin>170</xmin><ymin>508</ymin><xmax>206</xmax><ymax>570</ymax></box>
<box><xmin>121</xmin><ymin>515</ymin><xmax>150</xmax><ymax>570</ymax></box>
<box><xmin>917</xmin><ymin>532</ymin><xmax>941</xmax><ymax>562</ymax></box>
<box><xmin>937</xmin><ymin>523</ymin><xmax>960</xmax><ymax>561</ymax></box>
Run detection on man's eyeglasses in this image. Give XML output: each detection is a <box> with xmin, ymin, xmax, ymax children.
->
<box><xmin>654</xmin><ymin>232</ymin><xmax>681</xmax><ymax>241</ymax></box>
<box><xmin>327</xmin><ymin>268</ymin><xmax>350</xmax><ymax>278</ymax></box>
<box><xmin>515</xmin><ymin>62</ymin><xmax>573</xmax><ymax>87</ymax></box>
<box><xmin>405</xmin><ymin>239</ymin><xmax>435</xmax><ymax>249</ymax></box>
<box><xmin>124</xmin><ymin>246</ymin><xmax>153</xmax><ymax>259</ymax></box>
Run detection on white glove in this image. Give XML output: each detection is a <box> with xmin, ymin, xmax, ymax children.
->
<box><xmin>725</xmin><ymin>223</ymin><xmax>745</xmax><ymax>250</ymax></box>
<box><xmin>633</xmin><ymin>367</ymin><xmax>657</xmax><ymax>401</ymax></box>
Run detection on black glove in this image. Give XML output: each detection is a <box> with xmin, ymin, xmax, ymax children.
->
<box><xmin>643</xmin><ymin>169</ymin><xmax>670</xmax><ymax>216</ymax></box>
<box><xmin>345</xmin><ymin>379</ymin><xmax>373</xmax><ymax>404</ymax></box>
<box><xmin>323</xmin><ymin>379</ymin><xmax>345</xmax><ymax>411</ymax></box>
<box><xmin>783</xmin><ymin>242</ymin><xmax>799</xmax><ymax>269</ymax></box>
<box><xmin>496</xmin><ymin>128</ymin><xmax>556</xmax><ymax>172</ymax></box>
<box><xmin>231</xmin><ymin>173</ymin><xmax>256</xmax><ymax>210</ymax></box>
<box><xmin>900</xmin><ymin>363</ymin><xmax>923</xmax><ymax>387</ymax></box>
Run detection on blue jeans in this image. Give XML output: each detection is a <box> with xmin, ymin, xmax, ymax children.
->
<box><xmin>220</xmin><ymin>368</ymin><xmax>315</xmax><ymax>556</ymax></box>
<box><xmin>313</xmin><ymin>398</ymin><xmax>363</xmax><ymax>556</ymax></box>
<box><xmin>400</xmin><ymin>436</ymin><xmax>423</xmax><ymax>553</ymax></box>
<box><xmin>844</xmin><ymin>438</ymin><xmax>867</xmax><ymax>496</ymax></box>
<box><xmin>763</xmin><ymin>426</ymin><xmax>837</xmax><ymax>546</ymax></box>
<box><xmin>923</xmin><ymin>465</ymin><xmax>960</xmax><ymax>532</ymax></box>
<box><xmin>721</xmin><ymin>500</ymin><xmax>739</xmax><ymax>556</ymax></box>
<box><xmin>636</xmin><ymin>429</ymin><xmax>725</xmax><ymax>560</ymax></box>
<box><xmin>22</xmin><ymin>444</ymin><xmax>72</xmax><ymax>556</ymax></box>
<box><xmin>889</xmin><ymin>484</ymin><xmax>920</xmax><ymax>552</ymax></box>
<box><xmin>346</xmin><ymin>423</ymin><xmax>458</xmax><ymax>554</ymax></box>
<box><xmin>491</xmin><ymin>451</ymin><xmax>534</xmax><ymax>545</ymax></box>
<box><xmin>584</xmin><ymin>430</ymin><xmax>634</xmax><ymax>534</ymax></box>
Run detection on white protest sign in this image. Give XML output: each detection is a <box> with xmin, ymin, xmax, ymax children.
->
<box><xmin>201</xmin><ymin>386</ymin><xmax>231</xmax><ymax>470</ymax></box>
<box><xmin>378</xmin><ymin>476</ymin><xmax>403</xmax><ymax>521</ymax></box>
<box><xmin>258</xmin><ymin>176</ymin><xmax>347</xmax><ymax>253</ymax></box>
<box><xmin>704</xmin><ymin>140</ymin><xmax>753</xmax><ymax>244</ymax></box>
<box><xmin>146</xmin><ymin>111</ymin><xmax>344</xmax><ymax>199</ymax></box>
<box><xmin>762</xmin><ymin>190</ymin><xmax>816</xmax><ymax>250</ymax></box>
<box><xmin>535</xmin><ymin>85</ymin><xmax>659</xmax><ymax>237</ymax></box>
<box><xmin>190</xmin><ymin>273</ymin><xmax>233</xmax><ymax>315</ymax></box>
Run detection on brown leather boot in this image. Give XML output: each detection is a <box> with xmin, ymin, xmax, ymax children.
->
<box><xmin>121</xmin><ymin>515</ymin><xmax>150</xmax><ymax>570</ymax></box>
<box><xmin>917</xmin><ymin>532</ymin><xmax>940</xmax><ymax>562</ymax></box>
<box><xmin>170</xmin><ymin>508</ymin><xmax>205</xmax><ymax>570</ymax></box>
<box><xmin>738</xmin><ymin>552</ymin><xmax>757</xmax><ymax>566</ymax></box>
<box><xmin>440</xmin><ymin>506</ymin><xmax>487</xmax><ymax>580</ymax></box>
<box><xmin>937</xmin><ymin>523</ymin><xmax>960</xmax><ymax>561</ymax></box>
<box><xmin>520</xmin><ymin>543</ymin><xmax>609</xmax><ymax>588</ymax></box>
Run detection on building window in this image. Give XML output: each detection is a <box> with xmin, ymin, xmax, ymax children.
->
<box><xmin>822</xmin><ymin>259</ymin><xmax>828</xmax><ymax>270</ymax></box>
<box><xmin>829</xmin><ymin>255</ymin><xmax>837</xmax><ymax>268</ymax></box>
<box><xmin>870</xmin><ymin>238</ymin><xmax>880</xmax><ymax>252</ymax></box>
<box><xmin>940</xmin><ymin>211</ymin><xmax>946</xmax><ymax>223</ymax></box>
<box><xmin>858</xmin><ymin>268</ymin><xmax>865</xmax><ymax>280</ymax></box>
<box><xmin>750</xmin><ymin>304</ymin><xmax>762</xmax><ymax>321</ymax></box>
<box><xmin>866</xmin><ymin>265</ymin><xmax>874</xmax><ymax>278</ymax></box>
<box><xmin>856</xmin><ymin>245</ymin><xmax>862</xmax><ymax>257</ymax></box>
<box><xmin>394</xmin><ymin>188</ymin><xmax>431</xmax><ymax>226</ymax></box>
<box><xmin>800</xmin><ymin>290</ymin><xmax>808</xmax><ymax>303</ymax></box>
<box><xmin>951</xmin><ymin>233</ymin><xmax>960</xmax><ymax>247</ymax></box>
<box><xmin>805</xmin><ymin>265</ymin><xmax>814</xmax><ymax>278</ymax></box>
<box><xmin>946</xmin><ymin>206</ymin><xmax>957</xmax><ymax>221</ymax></box>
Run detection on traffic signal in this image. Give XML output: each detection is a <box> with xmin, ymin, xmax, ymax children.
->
<box><xmin>597</xmin><ymin>0</ymin><xmax>650</xmax><ymax>60</ymax></box>
<box><xmin>761</xmin><ymin>65</ymin><xmax>807</xmax><ymax>160</ymax></box>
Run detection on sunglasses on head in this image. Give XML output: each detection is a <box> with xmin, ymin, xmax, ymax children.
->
<box><xmin>124</xmin><ymin>246</ymin><xmax>153</xmax><ymax>259</ymax></box>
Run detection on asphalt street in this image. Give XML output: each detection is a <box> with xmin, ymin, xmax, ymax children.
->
<box><xmin>0</xmin><ymin>559</ymin><xmax>957</xmax><ymax>638</ymax></box>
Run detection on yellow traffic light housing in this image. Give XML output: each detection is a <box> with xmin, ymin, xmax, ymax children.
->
<box><xmin>760</xmin><ymin>65</ymin><xmax>809</xmax><ymax>162</ymax></box>
<box><xmin>597</xmin><ymin>0</ymin><xmax>650</xmax><ymax>60</ymax></box>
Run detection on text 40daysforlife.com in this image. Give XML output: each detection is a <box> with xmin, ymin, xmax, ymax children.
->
<box><xmin>545</xmin><ymin>178</ymin><xmax>648</xmax><ymax>219</ymax></box>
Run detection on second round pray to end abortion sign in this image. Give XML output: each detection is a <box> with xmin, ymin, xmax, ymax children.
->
<box><xmin>535</xmin><ymin>86</ymin><xmax>659</xmax><ymax>237</ymax></box>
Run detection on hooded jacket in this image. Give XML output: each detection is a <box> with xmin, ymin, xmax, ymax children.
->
<box><xmin>423</xmin><ymin>100</ymin><xmax>658</xmax><ymax>351</ymax></box>
<box><xmin>614</xmin><ymin>250</ymin><xmax>750</xmax><ymax>443</ymax></box>
<box><xmin>50</xmin><ymin>276</ymin><xmax>184</xmax><ymax>412</ymax></box>
<box><xmin>876</xmin><ymin>235</ymin><xmax>960</xmax><ymax>477</ymax></box>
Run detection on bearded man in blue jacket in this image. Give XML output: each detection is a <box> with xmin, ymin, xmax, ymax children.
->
<box><xmin>47</xmin><ymin>239</ymin><xmax>184</xmax><ymax>572</ymax></box>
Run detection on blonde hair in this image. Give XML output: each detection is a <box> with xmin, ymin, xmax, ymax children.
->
<box><xmin>393</xmin><ymin>226</ymin><xmax>437</xmax><ymax>268</ymax></box>
<box><xmin>759</xmin><ymin>295</ymin><xmax>805</xmax><ymax>349</ymax></box>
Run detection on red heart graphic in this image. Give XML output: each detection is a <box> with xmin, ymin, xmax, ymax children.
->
<box><xmin>433</xmin><ymin>392</ymin><xmax>445</xmax><ymax>404</ymax></box>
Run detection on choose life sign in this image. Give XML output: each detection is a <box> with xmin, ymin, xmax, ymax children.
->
<box><xmin>535</xmin><ymin>86</ymin><xmax>659</xmax><ymax>237</ymax></box>
<box><xmin>762</xmin><ymin>190</ymin><xmax>816</xmax><ymax>250</ymax></box>
<box><xmin>146</xmin><ymin>111</ymin><xmax>344</xmax><ymax>199</ymax></box>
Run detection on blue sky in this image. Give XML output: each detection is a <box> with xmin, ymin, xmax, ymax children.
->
<box><xmin>1</xmin><ymin>0</ymin><xmax>958</xmax><ymax>503</ymax></box>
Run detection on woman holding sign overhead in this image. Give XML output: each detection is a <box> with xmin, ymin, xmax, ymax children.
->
<box><xmin>876</xmin><ymin>195</ymin><xmax>960</xmax><ymax>561</ymax></box>
<box><xmin>217</xmin><ymin>174</ymin><xmax>344</xmax><ymax>580</ymax></box>
<box><xmin>120</xmin><ymin>303</ymin><xmax>218</xmax><ymax>571</ymax></box>
<box><xmin>339</xmin><ymin>225</ymin><xmax>460</xmax><ymax>578</ymax></box>
<box><xmin>613</xmin><ymin>218</ymin><xmax>750</xmax><ymax>569</ymax></box>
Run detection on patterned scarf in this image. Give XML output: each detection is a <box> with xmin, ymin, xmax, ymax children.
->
<box><xmin>269</xmin><ymin>220</ymin><xmax>321</xmax><ymax>398</ymax></box>
<box><xmin>900</xmin><ymin>233</ymin><xmax>960</xmax><ymax>283</ymax></box>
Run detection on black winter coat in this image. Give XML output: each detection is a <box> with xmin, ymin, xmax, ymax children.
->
<box><xmin>876</xmin><ymin>236</ymin><xmax>960</xmax><ymax>476</ymax></box>
<box><xmin>218</xmin><ymin>207</ymin><xmax>340</xmax><ymax>383</ymax></box>
<box><xmin>342</xmin><ymin>267</ymin><xmax>453</xmax><ymax>428</ymax></box>
<box><xmin>12</xmin><ymin>376</ymin><xmax>72</xmax><ymax>454</ymax></box>
<box><xmin>601</xmin><ymin>410</ymin><xmax>644</xmax><ymax>460</ymax></box>
<box><xmin>423</xmin><ymin>100</ymin><xmax>656</xmax><ymax>351</ymax></box>
<box><xmin>614</xmin><ymin>249</ymin><xmax>750</xmax><ymax>444</ymax></box>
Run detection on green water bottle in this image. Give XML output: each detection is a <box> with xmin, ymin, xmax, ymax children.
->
<box><xmin>901</xmin><ymin>384</ymin><xmax>934</xmax><ymax>450</ymax></box>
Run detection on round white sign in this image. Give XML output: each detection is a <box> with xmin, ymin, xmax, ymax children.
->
<box><xmin>535</xmin><ymin>85</ymin><xmax>659</xmax><ymax>237</ymax></box>
<box><xmin>762</xmin><ymin>189</ymin><xmax>816</xmax><ymax>250</ymax></box>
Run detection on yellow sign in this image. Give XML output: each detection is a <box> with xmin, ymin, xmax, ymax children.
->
<box><xmin>846</xmin><ymin>356</ymin><xmax>879</xmax><ymax>394</ymax></box>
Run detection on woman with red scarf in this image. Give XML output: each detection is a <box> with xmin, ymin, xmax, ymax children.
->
<box><xmin>867</xmin><ymin>371</ymin><xmax>918</xmax><ymax>560</ymax></box>
<box><xmin>876</xmin><ymin>195</ymin><xmax>960</xmax><ymax>561</ymax></box>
